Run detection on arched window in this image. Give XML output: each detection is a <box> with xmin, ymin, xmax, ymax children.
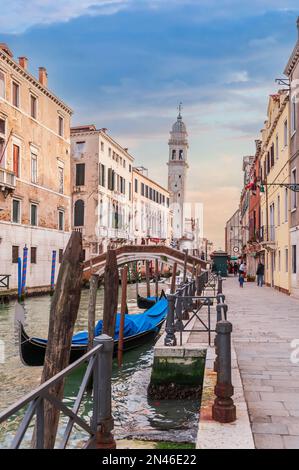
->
<box><xmin>172</xmin><ymin>149</ymin><xmax>176</xmax><ymax>160</ymax></box>
<box><xmin>74</xmin><ymin>199</ymin><xmax>84</xmax><ymax>226</ymax></box>
<box><xmin>179</xmin><ymin>150</ymin><xmax>183</xmax><ymax>160</ymax></box>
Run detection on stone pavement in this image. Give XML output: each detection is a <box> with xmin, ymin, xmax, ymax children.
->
<box><xmin>224</xmin><ymin>276</ymin><xmax>299</xmax><ymax>449</ymax></box>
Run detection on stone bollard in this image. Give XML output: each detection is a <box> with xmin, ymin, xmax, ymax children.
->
<box><xmin>92</xmin><ymin>334</ymin><xmax>116</xmax><ymax>449</ymax></box>
<box><xmin>212</xmin><ymin>321</ymin><xmax>236</xmax><ymax>423</ymax></box>
<box><xmin>164</xmin><ymin>294</ymin><xmax>177</xmax><ymax>346</ymax></box>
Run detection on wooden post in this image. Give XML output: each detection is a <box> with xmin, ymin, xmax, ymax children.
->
<box><xmin>183</xmin><ymin>249</ymin><xmax>188</xmax><ymax>283</ymax></box>
<box><xmin>38</xmin><ymin>231</ymin><xmax>83</xmax><ymax>449</ymax></box>
<box><xmin>155</xmin><ymin>259</ymin><xmax>159</xmax><ymax>299</ymax></box>
<box><xmin>103</xmin><ymin>249</ymin><xmax>119</xmax><ymax>337</ymax></box>
<box><xmin>87</xmin><ymin>274</ymin><xmax>99</xmax><ymax>352</ymax></box>
<box><xmin>170</xmin><ymin>262</ymin><xmax>177</xmax><ymax>294</ymax></box>
<box><xmin>191</xmin><ymin>261</ymin><xmax>196</xmax><ymax>279</ymax></box>
<box><xmin>118</xmin><ymin>266</ymin><xmax>128</xmax><ymax>368</ymax></box>
<box><xmin>135</xmin><ymin>262</ymin><xmax>139</xmax><ymax>298</ymax></box>
<box><xmin>145</xmin><ymin>260</ymin><xmax>151</xmax><ymax>298</ymax></box>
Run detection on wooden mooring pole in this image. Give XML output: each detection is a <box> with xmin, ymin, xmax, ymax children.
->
<box><xmin>38</xmin><ymin>231</ymin><xmax>83</xmax><ymax>449</ymax></box>
<box><xmin>170</xmin><ymin>262</ymin><xmax>177</xmax><ymax>294</ymax></box>
<box><xmin>183</xmin><ymin>249</ymin><xmax>188</xmax><ymax>283</ymax></box>
<box><xmin>118</xmin><ymin>266</ymin><xmax>128</xmax><ymax>368</ymax></box>
<box><xmin>155</xmin><ymin>259</ymin><xmax>159</xmax><ymax>299</ymax></box>
<box><xmin>145</xmin><ymin>260</ymin><xmax>151</xmax><ymax>298</ymax></box>
<box><xmin>87</xmin><ymin>274</ymin><xmax>99</xmax><ymax>352</ymax></box>
<box><xmin>103</xmin><ymin>249</ymin><xmax>119</xmax><ymax>337</ymax></box>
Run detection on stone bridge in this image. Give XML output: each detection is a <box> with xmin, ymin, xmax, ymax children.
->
<box><xmin>83</xmin><ymin>245</ymin><xmax>207</xmax><ymax>278</ymax></box>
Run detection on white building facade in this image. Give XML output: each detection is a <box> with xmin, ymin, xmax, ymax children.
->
<box><xmin>132</xmin><ymin>167</ymin><xmax>171</xmax><ymax>245</ymax></box>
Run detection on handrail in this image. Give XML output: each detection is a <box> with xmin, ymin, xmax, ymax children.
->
<box><xmin>0</xmin><ymin>335</ymin><xmax>114</xmax><ymax>449</ymax></box>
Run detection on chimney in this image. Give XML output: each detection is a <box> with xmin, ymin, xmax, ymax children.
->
<box><xmin>38</xmin><ymin>67</ymin><xmax>48</xmax><ymax>87</ymax></box>
<box><xmin>18</xmin><ymin>57</ymin><xmax>28</xmax><ymax>69</ymax></box>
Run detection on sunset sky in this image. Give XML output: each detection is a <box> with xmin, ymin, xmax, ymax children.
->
<box><xmin>1</xmin><ymin>1</ymin><xmax>299</xmax><ymax>248</ymax></box>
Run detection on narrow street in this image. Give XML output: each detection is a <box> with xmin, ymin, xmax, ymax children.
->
<box><xmin>225</xmin><ymin>277</ymin><xmax>299</xmax><ymax>449</ymax></box>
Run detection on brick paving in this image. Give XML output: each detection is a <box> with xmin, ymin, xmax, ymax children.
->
<box><xmin>225</xmin><ymin>276</ymin><xmax>299</xmax><ymax>449</ymax></box>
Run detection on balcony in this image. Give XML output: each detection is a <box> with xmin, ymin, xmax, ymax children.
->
<box><xmin>0</xmin><ymin>168</ymin><xmax>16</xmax><ymax>196</ymax></box>
<box><xmin>259</xmin><ymin>225</ymin><xmax>276</xmax><ymax>246</ymax></box>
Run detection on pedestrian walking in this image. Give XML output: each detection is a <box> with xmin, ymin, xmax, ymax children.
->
<box><xmin>256</xmin><ymin>261</ymin><xmax>265</xmax><ymax>287</ymax></box>
<box><xmin>238</xmin><ymin>262</ymin><xmax>246</xmax><ymax>288</ymax></box>
<box><xmin>233</xmin><ymin>262</ymin><xmax>239</xmax><ymax>277</ymax></box>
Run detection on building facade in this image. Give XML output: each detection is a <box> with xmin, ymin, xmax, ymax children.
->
<box><xmin>0</xmin><ymin>43</ymin><xmax>72</xmax><ymax>290</ymax></box>
<box><xmin>225</xmin><ymin>209</ymin><xmax>242</xmax><ymax>258</ymax></box>
<box><xmin>240</xmin><ymin>155</ymin><xmax>254</xmax><ymax>263</ymax></box>
<box><xmin>132</xmin><ymin>167</ymin><xmax>171</xmax><ymax>245</ymax></box>
<box><xmin>259</xmin><ymin>91</ymin><xmax>290</xmax><ymax>293</ymax></box>
<box><xmin>284</xmin><ymin>17</ymin><xmax>299</xmax><ymax>297</ymax></box>
<box><xmin>71</xmin><ymin>125</ymin><xmax>134</xmax><ymax>259</ymax></box>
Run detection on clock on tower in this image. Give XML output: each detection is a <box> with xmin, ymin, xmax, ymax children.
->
<box><xmin>167</xmin><ymin>104</ymin><xmax>189</xmax><ymax>240</ymax></box>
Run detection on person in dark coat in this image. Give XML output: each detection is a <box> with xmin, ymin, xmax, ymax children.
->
<box><xmin>256</xmin><ymin>262</ymin><xmax>265</xmax><ymax>287</ymax></box>
<box><xmin>233</xmin><ymin>262</ymin><xmax>239</xmax><ymax>276</ymax></box>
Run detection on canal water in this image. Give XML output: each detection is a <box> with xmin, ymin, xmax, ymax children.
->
<box><xmin>0</xmin><ymin>282</ymin><xmax>200</xmax><ymax>448</ymax></box>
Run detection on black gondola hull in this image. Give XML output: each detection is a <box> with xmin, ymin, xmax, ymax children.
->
<box><xmin>19</xmin><ymin>320</ymin><xmax>164</xmax><ymax>367</ymax></box>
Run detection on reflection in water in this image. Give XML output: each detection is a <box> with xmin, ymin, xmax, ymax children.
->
<box><xmin>0</xmin><ymin>282</ymin><xmax>199</xmax><ymax>448</ymax></box>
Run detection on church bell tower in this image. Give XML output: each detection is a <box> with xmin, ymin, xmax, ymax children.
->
<box><xmin>167</xmin><ymin>103</ymin><xmax>189</xmax><ymax>240</ymax></box>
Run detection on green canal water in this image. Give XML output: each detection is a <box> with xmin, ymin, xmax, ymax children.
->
<box><xmin>0</xmin><ymin>283</ymin><xmax>200</xmax><ymax>448</ymax></box>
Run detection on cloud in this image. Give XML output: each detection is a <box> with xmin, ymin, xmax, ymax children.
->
<box><xmin>1</xmin><ymin>0</ymin><xmax>299</xmax><ymax>33</ymax></box>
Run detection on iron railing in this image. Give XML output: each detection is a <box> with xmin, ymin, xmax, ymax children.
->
<box><xmin>0</xmin><ymin>334</ymin><xmax>114</xmax><ymax>449</ymax></box>
<box><xmin>164</xmin><ymin>271</ymin><xmax>224</xmax><ymax>347</ymax></box>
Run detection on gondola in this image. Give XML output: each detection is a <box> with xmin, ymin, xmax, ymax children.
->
<box><xmin>16</xmin><ymin>298</ymin><xmax>168</xmax><ymax>367</ymax></box>
<box><xmin>137</xmin><ymin>289</ymin><xmax>167</xmax><ymax>309</ymax></box>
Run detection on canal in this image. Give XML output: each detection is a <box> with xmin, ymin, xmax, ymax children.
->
<box><xmin>0</xmin><ymin>282</ymin><xmax>200</xmax><ymax>448</ymax></box>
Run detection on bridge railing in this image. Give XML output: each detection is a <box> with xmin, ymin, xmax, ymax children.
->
<box><xmin>0</xmin><ymin>334</ymin><xmax>114</xmax><ymax>449</ymax></box>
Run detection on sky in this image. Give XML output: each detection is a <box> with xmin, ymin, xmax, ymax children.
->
<box><xmin>1</xmin><ymin>1</ymin><xmax>299</xmax><ymax>248</ymax></box>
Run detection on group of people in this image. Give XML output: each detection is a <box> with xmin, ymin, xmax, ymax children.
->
<box><xmin>228</xmin><ymin>260</ymin><xmax>265</xmax><ymax>288</ymax></box>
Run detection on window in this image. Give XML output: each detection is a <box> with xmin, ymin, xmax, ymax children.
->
<box><xmin>101</xmin><ymin>141</ymin><xmax>104</xmax><ymax>152</ymax></box>
<box><xmin>275</xmin><ymin>134</ymin><xmax>279</xmax><ymax>160</ymax></box>
<box><xmin>179</xmin><ymin>149</ymin><xmax>183</xmax><ymax>160</ymax></box>
<box><xmin>12</xmin><ymin>245</ymin><xmax>19</xmax><ymax>263</ymax></box>
<box><xmin>134</xmin><ymin>178</ymin><xmax>138</xmax><ymax>193</ymax></box>
<box><xmin>291</xmin><ymin>169</ymin><xmax>297</xmax><ymax>210</ymax></box>
<box><xmin>13</xmin><ymin>144</ymin><xmax>20</xmax><ymax>177</ymax></box>
<box><xmin>30</xmin><ymin>247</ymin><xmax>37</xmax><ymax>264</ymax></box>
<box><xmin>0</xmin><ymin>70</ymin><xmax>5</xmax><ymax>98</ymax></box>
<box><xmin>75</xmin><ymin>141</ymin><xmax>86</xmax><ymax>156</ymax></box>
<box><xmin>58</xmin><ymin>210</ymin><xmax>64</xmax><ymax>231</ymax></box>
<box><xmin>107</xmin><ymin>168</ymin><xmax>115</xmax><ymax>190</ymax></box>
<box><xmin>129</xmin><ymin>164</ymin><xmax>132</xmax><ymax>172</ymax></box>
<box><xmin>108</xmin><ymin>147</ymin><xmax>111</xmax><ymax>157</ymax></box>
<box><xmin>285</xmin><ymin>248</ymin><xmax>289</xmax><ymax>272</ymax></box>
<box><xmin>278</xmin><ymin>250</ymin><xmax>281</xmax><ymax>271</ymax></box>
<box><xmin>292</xmin><ymin>244</ymin><xmax>297</xmax><ymax>274</ymax></box>
<box><xmin>291</xmin><ymin>98</ymin><xmax>296</xmax><ymax>134</ymax></box>
<box><xmin>141</xmin><ymin>183</ymin><xmax>145</xmax><ymax>196</ymax></box>
<box><xmin>99</xmin><ymin>164</ymin><xmax>105</xmax><ymax>187</ymax></box>
<box><xmin>0</xmin><ymin>118</ymin><xmax>5</xmax><ymax>135</ymax></box>
<box><xmin>12</xmin><ymin>199</ymin><xmax>20</xmax><ymax>223</ymax></box>
<box><xmin>129</xmin><ymin>182</ymin><xmax>132</xmax><ymax>201</ymax></box>
<box><xmin>31</xmin><ymin>152</ymin><xmax>37</xmax><ymax>183</ymax></box>
<box><xmin>269</xmin><ymin>203</ymin><xmax>275</xmax><ymax>241</ymax></box>
<box><xmin>74</xmin><ymin>199</ymin><xmax>84</xmax><ymax>226</ymax></box>
<box><xmin>277</xmin><ymin>195</ymin><xmax>280</xmax><ymax>226</ymax></box>
<box><xmin>284</xmin><ymin>119</ymin><xmax>288</xmax><ymax>146</ymax></box>
<box><xmin>172</xmin><ymin>149</ymin><xmax>176</xmax><ymax>160</ymax></box>
<box><xmin>75</xmin><ymin>163</ymin><xmax>85</xmax><ymax>186</ymax></box>
<box><xmin>30</xmin><ymin>94</ymin><xmax>37</xmax><ymax>119</ymax></box>
<box><xmin>12</xmin><ymin>81</ymin><xmax>19</xmax><ymax>107</ymax></box>
<box><xmin>267</xmin><ymin>152</ymin><xmax>270</xmax><ymax>174</ymax></box>
<box><xmin>58</xmin><ymin>166</ymin><xmax>64</xmax><ymax>193</ymax></box>
<box><xmin>270</xmin><ymin>143</ymin><xmax>274</xmax><ymax>167</ymax></box>
<box><xmin>285</xmin><ymin>188</ymin><xmax>288</xmax><ymax>222</ymax></box>
<box><xmin>30</xmin><ymin>204</ymin><xmax>37</xmax><ymax>226</ymax></box>
<box><xmin>59</xmin><ymin>249</ymin><xmax>63</xmax><ymax>263</ymax></box>
<box><xmin>58</xmin><ymin>115</ymin><xmax>64</xmax><ymax>137</ymax></box>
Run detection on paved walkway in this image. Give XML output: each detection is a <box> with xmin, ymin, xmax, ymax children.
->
<box><xmin>225</xmin><ymin>276</ymin><xmax>299</xmax><ymax>449</ymax></box>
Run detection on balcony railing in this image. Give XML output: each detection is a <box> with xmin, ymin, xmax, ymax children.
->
<box><xmin>259</xmin><ymin>225</ymin><xmax>275</xmax><ymax>243</ymax></box>
<box><xmin>0</xmin><ymin>168</ymin><xmax>16</xmax><ymax>192</ymax></box>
